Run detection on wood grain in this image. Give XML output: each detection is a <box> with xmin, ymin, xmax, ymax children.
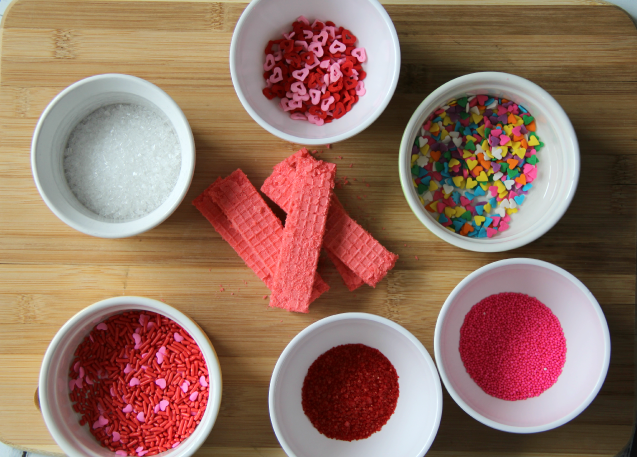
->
<box><xmin>0</xmin><ymin>0</ymin><xmax>635</xmax><ymax>455</ymax></box>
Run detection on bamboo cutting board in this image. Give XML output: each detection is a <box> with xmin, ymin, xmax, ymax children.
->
<box><xmin>0</xmin><ymin>0</ymin><xmax>635</xmax><ymax>455</ymax></box>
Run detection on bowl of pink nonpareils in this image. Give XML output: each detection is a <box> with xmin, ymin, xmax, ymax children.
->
<box><xmin>229</xmin><ymin>0</ymin><xmax>400</xmax><ymax>145</ymax></box>
<box><xmin>434</xmin><ymin>258</ymin><xmax>610</xmax><ymax>433</ymax></box>
<box><xmin>39</xmin><ymin>296</ymin><xmax>222</xmax><ymax>457</ymax></box>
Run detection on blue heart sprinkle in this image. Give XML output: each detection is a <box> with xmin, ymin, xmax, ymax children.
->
<box><xmin>478</xmin><ymin>227</ymin><xmax>488</xmax><ymax>238</ymax></box>
<box><xmin>418</xmin><ymin>168</ymin><xmax>429</xmax><ymax>177</ymax></box>
<box><xmin>463</xmin><ymin>127</ymin><xmax>472</xmax><ymax>135</ymax></box>
<box><xmin>489</xmin><ymin>197</ymin><xmax>497</xmax><ymax>208</ymax></box>
<box><xmin>453</xmin><ymin>220</ymin><xmax>464</xmax><ymax>231</ymax></box>
<box><xmin>439</xmin><ymin>214</ymin><xmax>449</xmax><ymax>223</ymax></box>
<box><xmin>421</xmin><ymin>176</ymin><xmax>431</xmax><ymax>186</ymax></box>
<box><xmin>514</xmin><ymin>195</ymin><xmax>525</xmax><ymax>206</ymax></box>
<box><xmin>473</xmin><ymin>186</ymin><xmax>486</xmax><ymax>197</ymax></box>
<box><xmin>484</xmin><ymin>217</ymin><xmax>493</xmax><ymax>228</ymax></box>
<box><xmin>475</xmin><ymin>205</ymin><xmax>484</xmax><ymax>216</ymax></box>
<box><xmin>522</xmin><ymin>184</ymin><xmax>533</xmax><ymax>191</ymax></box>
<box><xmin>452</xmin><ymin>191</ymin><xmax>461</xmax><ymax>205</ymax></box>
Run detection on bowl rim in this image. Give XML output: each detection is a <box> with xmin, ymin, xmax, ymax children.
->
<box><xmin>31</xmin><ymin>73</ymin><xmax>196</xmax><ymax>239</ymax></box>
<box><xmin>433</xmin><ymin>258</ymin><xmax>611</xmax><ymax>433</ymax></box>
<box><xmin>268</xmin><ymin>312</ymin><xmax>443</xmax><ymax>457</ymax></box>
<box><xmin>398</xmin><ymin>71</ymin><xmax>580</xmax><ymax>252</ymax></box>
<box><xmin>38</xmin><ymin>296</ymin><xmax>222</xmax><ymax>457</ymax></box>
<box><xmin>229</xmin><ymin>0</ymin><xmax>401</xmax><ymax>145</ymax></box>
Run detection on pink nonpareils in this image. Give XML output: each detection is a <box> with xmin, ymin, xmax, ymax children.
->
<box><xmin>459</xmin><ymin>292</ymin><xmax>566</xmax><ymax>401</ymax></box>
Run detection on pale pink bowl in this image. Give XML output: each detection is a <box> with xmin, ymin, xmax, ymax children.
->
<box><xmin>434</xmin><ymin>258</ymin><xmax>610</xmax><ymax>433</ymax></box>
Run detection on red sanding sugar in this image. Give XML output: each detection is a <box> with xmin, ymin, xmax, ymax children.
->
<box><xmin>302</xmin><ymin>344</ymin><xmax>399</xmax><ymax>441</ymax></box>
<box><xmin>459</xmin><ymin>292</ymin><xmax>566</xmax><ymax>401</ymax></box>
<box><xmin>68</xmin><ymin>311</ymin><xmax>210</xmax><ymax>456</ymax></box>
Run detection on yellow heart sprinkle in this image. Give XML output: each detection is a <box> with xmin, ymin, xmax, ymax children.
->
<box><xmin>452</xmin><ymin>176</ymin><xmax>465</xmax><ymax>188</ymax></box>
<box><xmin>503</xmin><ymin>125</ymin><xmax>514</xmax><ymax>135</ymax></box>
<box><xmin>420</xmin><ymin>144</ymin><xmax>430</xmax><ymax>155</ymax></box>
<box><xmin>474</xmin><ymin>216</ymin><xmax>486</xmax><ymax>226</ymax></box>
<box><xmin>429</xmin><ymin>201</ymin><xmax>438</xmax><ymax>212</ymax></box>
<box><xmin>466</xmin><ymin>178</ymin><xmax>478</xmax><ymax>189</ymax></box>
<box><xmin>496</xmin><ymin>181</ymin><xmax>506</xmax><ymax>192</ymax></box>
<box><xmin>466</xmin><ymin>159</ymin><xmax>478</xmax><ymax>170</ymax></box>
<box><xmin>429</xmin><ymin>123</ymin><xmax>440</xmax><ymax>133</ymax></box>
<box><xmin>483</xmin><ymin>203</ymin><xmax>492</xmax><ymax>213</ymax></box>
<box><xmin>476</xmin><ymin>125</ymin><xmax>486</xmax><ymax>137</ymax></box>
<box><xmin>449</xmin><ymin>159</ymin><xmax>460</xmax><ymax>167</ymax></box>
<box><xmin>471</xmin><ymin>112</ymin><xmax>482</xmax><ymax>124</ymax></box>
<box><xmin>480</xmin><ymin>182</ymin><xmax>490</xmax><ymax>191</ymax></box>
<box><xmin>443</xmin><ymin>116</ymin><xmax>453</xmax><ymax>126</ymax></box>
<box><xmin>455</xmin><ymin>206</ymin><xmax>466</xmax><ymax>217</ymax></box>
<box><xmin>429</xmin><ymin>181</ymin><xmax>439</xmax><ymax>191</ymax></box>
<box><xmin>528</xmin><ymin>136</ymin><xmax>540</xmax><ymax>146</ymax></box>
<box><xmin>444</xmin><ymin>206</ymin><xmax>455</xmax><ymax>217</ymax></box>
<box><xmin>463</xmin><ymin>151</ymin><xmax>474</xmax><ymax>158</ymax></box>
<box><xmin>419</xmin><ymin>196</ymin><xmax>425</xmax><ymax>205</ymax></box>
<box><xmin>440</xmin><ymin>129</ymin><xmax>449</xmax><ymax>139</ymax></box>
<box><xmin>511</xmin><ymin>141</ymin><xmax>521</xmax><ymax>149</ymax></box>
<box><xmin>466</xmin><ymin>135</ymin><xmax>477</xmax><ymax>142</ymax></box>
<box><xmin>476</xmin><ymin>171</ymin><xmax>488</xmax><ymax>182</ymax></box>
<box><xmin>499</xmin><ymin>190</ymin><xmax>508</xmax><ymax>199</ymax></box>
<box><xmin>514</xmin><ymin>148</ymin><xmax>526</xmax><ymax>159</ymax></box>
<box><xmin>506</xmin><ymin>208</ymin><xmax>519</xmax><ymax>215</ymax></box>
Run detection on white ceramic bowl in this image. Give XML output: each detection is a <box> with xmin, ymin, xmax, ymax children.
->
<box><xmin>230</xmin><ymin>0</ymin><xmax>400</xmax><ymax>145</ymax></box>
<box><xmin>32</xmin><ymin>74</ymin><xmax>196</xmax><ymax>238</ymax></box>
<box><xmin>434</xmin><ymin>258</ymin><xmax>610</xmax><ymax>433</ymax></box>
<box><xmin>39</xmin><ymin>296</ymin><xmax>222</xmax><ymax>457</ymax></box>
<box><xmin>269</xmin><ymin>313</ymin><xmax>442</xmax><ymax>457</ymax></box>
<box><xmin>398</xmin><ymin>72</ymin><xmax>580</xmax><ymax>252</ymax></box>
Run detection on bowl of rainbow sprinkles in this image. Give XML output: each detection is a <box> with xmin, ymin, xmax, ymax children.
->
<box><xmin>399</xmin><ymin>72</ymin><xmax>579</xmax><ymax>252</ymax></box>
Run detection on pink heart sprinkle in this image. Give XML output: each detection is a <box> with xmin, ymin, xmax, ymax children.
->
<box><xmin>290</xmin><ymin>112</ymin><xmax>307</xmax><ymax>121</ymax></box>
<box><xmin>156</xmin><ymin>352</ymin><xmax>164</xmax><ymax>365</ymax></box>
<box><xmin>499</xmin><ymin>222</ymin><xmax>510</xmax><ymax>232</ymax></box>
<box><xmin>189</xmin><ymin>391</ymin><xmax>198</xmax><ymax>402</ymax></box>
<box><xmin>486</xmin><ymin>227</ymin><xmax>498</xmax><ymax>238</ymax></box>
<box><xmin>282</xmin><ymin>31</ymin><xmax>295</xmax><ymax>40</ymax></box>
<box><xmin>74</xmin><ymin>361</ymin><xmax>81</xmax><ymax>372</ymax></box>
<box><xmin>200</xmin><ymin>376</ymin><xmax>208</xmax><ymax>387</ymax></box>
<box><xmin>112</xmin><ymin>431</ymin><xmax>121</xmax><ymax>442</ymax></box>
<box><xmin>136</xmin><ymin>446</ymin><xmax>144</xmax><ymax>453</ymax></box>
<box><xmin>499</xmin><ymin>134</ymin><xmax>510</xmax><ymax>145</ymax></box>
<box><xmin>328</xmin><ymin>39</ymin><xmax>346</xmax><ymax>54</ymax></box>
<box><xmin>269</xmin><ymin>67</ymin><xmax>283</xmax><ymax>84</ymax></box>
<box><xmin>172</xmin><ymin>443</ymin><xmax>180</xmax><ymax>449</ymax></box>
<box><xmin>124</xmin><ymin>363</ymin><xmax>133</xmax><ymax>374</ymax></box>
<box><xmin>313</xmin><ymin>30</ymin><xmax>328</xmax><ymax>46</ymax></box>
<box><xmin>355</xmin><ymin>81</ymin><xmax>366</xmax><ymax>96</ymax></box>
<box><xmin>116</xmin><ymin>452</ymin><xmax>127</xmax><ymax>456</ymax></box>
<box><xmin>159</xmin><ymin>346</ymin><xmax>167</xmax><ymax>355</ymax></box>
<box><xmin>85</xmin><ymin>376</ymin><xmax>93</xmax><ymax>385</ymax></box>
<box><xmin>79</xmin><ymin>367</ymin><xmax>85</xmax><ymax>378</ymax></box>
<box><xmin>132</xmin><ymin>333</ymin><xmax>141</xmax><ymax>348</ymax></box>
<box><xmin>291</xmin><ymin>68</ymin><xmax>309</xmax><ymax>82</ymax></box>
<box><xmin>129</xmin><ymin>377</ymin><xmax>140</xmax><ymax>387</ymax></box>
<box><xmin>263</xmin><ymin>53</ymin><xmax>275</xmax><ymax>71</ymax></box>
<box><xmin>96</xmin><ymin>323</ymin><xmax>108</xmax><ymax>331</ymax></box>
<box><xmin>99</xmin><ymin>415</ymin><xmax>109</xmax><ymax>426</ymax></box>
<box><xmin>174</xmin><ymin>332</ymin><xmax>184</xmax><ymax>342</ymax></box>
<box><xmin>137</xmin><ymin>411</ymin><xmax>145</xmax><ymax>423</ymax></box>
<box><xmin>110</xmin><ymin>387</ymin><xmax>116</xmax><ymax>397</ymax></box>
<box><xmin>155</xmin><ymin>378</ymin><xmax>167</xmax><ymax>389</ymax></box>
<box><xmin>489</xmin><ymin>186</ymin><xmax>499</xmax><ymax>196</ymax></box>
<box><xmin>123</xmin><ymin>404</ymin><xmax>133</xmax><ymax>413</ymax></box>
<box><xmin>308</xmin><ymin>41</ymin><xmax>324</xmax><ymax>58</ymax></box>
<box><xmin>154</xmin><ymin>404</ymin><xmax>160</xmax><ymax>414</ymax></box>
<box><xmin>460</xmin><ymin>196</ymin><xmax>472</xmax><ymax>207</ymax></box>
<box><xmin>159</xmin><ymin>400</ymin><xmax>169</xmax><ymax>412</ymax></box>
<box><xmin>180</xmin><ymin>380</ymin><xmax>190</xmax><ymax>393</ymax></box>
<box><xmin>329</xmin><ymin>64</ymin><xmax>342</xmax><ymax>83</ymax></box>
<box><xmin>320</xmin><ymin>96</ymin><xmax>335</xmax><ymax>112</ymax></box>
<box><xmin>69</xmin><ymin>379</ymin><xmax>76</xmax><ymax>392</ymax></box>
<box><xmin>139</xmin><ymin>314</ymin><xmax>149</xmax><ymax>327</ymax></box>
<box><xmin>75</xmin><ymin>377</ymin><xmax>83</xmax><ymax>389</ymax></box>
<box><xmin>491</xmin><ymin>216</ymin><xmax>501</xmax><ymax>227</ymax></box>
<box><xmin>351</xmin><ymin>47</ymin><xmax>367</xmax><ymax>63</ymax></box>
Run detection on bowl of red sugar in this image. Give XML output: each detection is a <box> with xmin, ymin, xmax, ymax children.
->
<box><xmin>434</xmin><ymin>258</ymin><xmax>610</xmax><ymax>433</ymax></box>
<box><xmin>38</xmin><ymin>296</ymin><xmax>222</xmax><ymax>457</ymax></box>
<box><xmin>269</xmin><ymin>313</ymin><xmax>442</xmax><ymax>457</ymax></box>
<box><xmin>230</xmin><ymin>0</ymin><xmax>400</xmax><ymax>145</ymax></box>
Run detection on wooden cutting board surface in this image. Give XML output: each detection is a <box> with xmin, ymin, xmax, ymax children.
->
<box><xmin>0</xmin><ymin>0</ymin><xmax>636</xmax><ymax>455</ymax></box>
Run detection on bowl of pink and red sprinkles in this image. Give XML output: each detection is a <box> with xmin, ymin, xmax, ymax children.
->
<box><xmin>269</xmin><ymin>313</ymin><xmax>442</xmax><ymax>457</ymax></box>
<box><xmin>229</xmin><ymin>0</ymin><xmax>400</xmax><ymax>145</ymax></box>
<box><xmin>434</xmin><ymin>258</ymin><xmax>610</xmax><ymax>433</ymax></box>
<box><xmin>39</xmin><ymin>296</ymin><xmax>222</xmax><ymax>457</ymax></box>
<box><xmin>399</xmin><ymin>72</ymin><xmax>580</xmax><ymax>252</ymax></box>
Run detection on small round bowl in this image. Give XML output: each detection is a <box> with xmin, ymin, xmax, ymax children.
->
<box><xmin>230</xmin><ymin>0</ymin><xmax>400</xmax><ymax>145</ymax></box>
<box><xmin>269</xmin><ymin>313</ymin><xmax>442</xmax><ymax>457</ymax></box>
<box><xmin>434</xmin><ymin>258</ymin><xmax>610</xmax><ymax>433</ymax></box>
<box><xmin>32</xmin><ymin>74</ymin><xmax>196</xmax><ymax>238</ymax></box>
<box><xmin>39</xmin><ymin>296</ymin><xmax>222</xmax><ymax>457</ymax></box>
<box><xmin>398</xmin><ymin>72</ymin><xmax>580</xmax><ymax>252</ymax></box>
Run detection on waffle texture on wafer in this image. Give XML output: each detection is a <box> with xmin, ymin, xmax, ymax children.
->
<box><xmin>270</xmin><ymin>158</ymin><xmax>336</xmax><ymax>312</ymax></box>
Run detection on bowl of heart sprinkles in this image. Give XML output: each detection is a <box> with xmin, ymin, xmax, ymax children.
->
<box><xmin>399</xmin><ymin>72</ymin><xmax>580</xmax><ymax>252</ymax></box>
<box><xmin>39</xmin><ymin>296</ymin><xmax>222</xmax><ymax>457</ymax></box>
<box><xmin>434</xmin><ymin>259</ymin><xmax>610</xmax><ymax>433</ymax></box>
<box><xmin>230</xmin><ymin>0</ymin><xmax>400</xmax><ymax>145</ymax></box>
<box><xmin>269</xmin><ymin>313</ymin><xmax>443</xmax><ymax>457</ymax></box>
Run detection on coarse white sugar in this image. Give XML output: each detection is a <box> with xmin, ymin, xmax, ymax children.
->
<box><xmin>63</xmin><ymin>103</ymin><xmax>181</xmax><ymax>220</ymax></box>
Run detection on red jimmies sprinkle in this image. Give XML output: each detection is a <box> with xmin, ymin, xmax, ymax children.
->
<box><xmin>459</xmin><ymin>292</ymin><xmax>566</xmax><ymax>401</ymax></box>
<box><xmin>302</xmin><ymin>343</ymin><xmax>399</xmax><ymax>441</ymax></box>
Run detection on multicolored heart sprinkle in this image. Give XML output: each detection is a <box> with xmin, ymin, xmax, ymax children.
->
<box><xmin>411</xmin><ymin>95</ymin><xmax>544</xmax><ymax>238</ymax></box>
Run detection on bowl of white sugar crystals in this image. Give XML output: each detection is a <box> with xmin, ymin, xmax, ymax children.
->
<box><xmin>31</xmin><ymin>74</ymin><xmax>195</xmax><ymax>238</ymax></box>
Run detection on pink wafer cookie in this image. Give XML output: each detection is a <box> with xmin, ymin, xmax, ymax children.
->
<box><xmin>193</xmin><ymin>183</ymin><xmax>273</xmax><ymax>289</ymax></box>
<box><xmin>262</xmin><ymin>150</ymin><xmax>398</xmax><ymax>287</ymax></box>
<box><xmin>262</xmin><ymin>149</ymin><xmax>364</xmax><ymax>291</ymax></box>
<box><xmin>270</xmin><ymin>158</ymin><xmax>336</xmax><ymax>312</ymax></box>
<box><xmin>208</xmin><ymin>169</ymin><xmax>329</xmax><ymax>307</ymax></box>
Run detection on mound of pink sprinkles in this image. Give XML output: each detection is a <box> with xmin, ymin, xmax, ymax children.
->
<box><xmin>459</xmin><ymin>292</ymin><xmax>566</xmax><ymax>401</ymax></box>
